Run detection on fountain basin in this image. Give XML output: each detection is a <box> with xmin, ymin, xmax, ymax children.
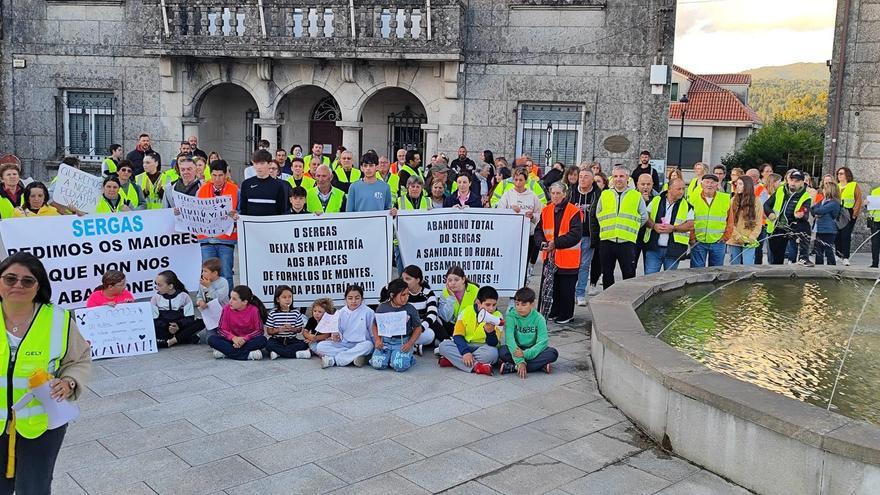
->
<box><xmin>589</xmin><ymin>267</ymin><xmax>880</xmax><ymax>495</ymax></box>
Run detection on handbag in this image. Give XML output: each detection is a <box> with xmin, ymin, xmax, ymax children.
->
<box><xmin>835</xmin><ymin>205</ymin><xmax>851</xmax><ymax>231</ymax></box>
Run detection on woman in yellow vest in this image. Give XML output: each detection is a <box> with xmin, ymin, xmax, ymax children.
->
<box><xmin>0</xmin><ymin>163</ymin><xmax>25</xmax><ymax>220</ymax></box>
<box><xmin>836</xmin><ymin>167</ymin><xmax>862</xmax><ymax>265</ymax></box>
<box><xmin>437</xmin><ymin>266</ymin><xmax>480</xmax><ymax>351</ymax></box>
<box><xmin>135</xmin><ymin>152</ymin><xmax>166</xmax><ymax>210</ymax></box>
<box><xmin>0</xmin><ymin>252</ymin><xmax>91</xmax><ymax>492</ymax></box>
<box><xmin>95</xmin><ymin>176</ymin><xmax>131</xmax><ymax>214</ymax></box>
<box><xmin>535</xmin><ymin>182</ymin><xmax>582</xmax><ymax>324</ymax></box>
<box><xmin>869</xmin><ymin>184</ymin><xmax>880</xmax><ymax>268</ymax></box>
<box><xmin>13</xmin><ymin>182</ymin><xmax>59</xmax><ymax>218</ymax></box>
<box><xmin>115</xmin><ymin>161</ymin><xmax>146</xmax><ymax>211</ymax></box>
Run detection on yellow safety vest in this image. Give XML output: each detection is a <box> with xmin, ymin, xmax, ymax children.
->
<box><xmin>102</xmin><ymin>157</ymin><xmax>118</xmax><ymax>175</ymax></box>
<box><xmin>442</xmin><ymin>283</ymin><xmax>479</xmax><ymax>322</ymax></box>
<box><xmin>0</xmin><ymin>304</ymin><xmax>71</xmax><ymax>439</ymax></box>
<box><xmin>0</xmin><ymin>195</ymin><xmax>23</xmax><ymax>219</ymax></box>
<box><xmin>686</xmin><ymin>178</ymin><xmax>702</xmax><ymax>200</ymax></box>
<box><xmin>457</xmin><ymin>305</ymin><xmax>502</xmax><ymax>345</ymax></box>
<box><xmin>135</xmin><ymin>172</ymin><xmax>165</xmax><ymax>210</ymax></box>
<box><xmin>872</xmin><ymin>187</ymin><xmax>880</xmax><ymax>222</ymax></box>
<box><xmin>767</xmin><ymin>187</ymin><xmax>809</xmax><ymax>234</ymax></box>
<box><xmin>691</xmin><ymin>192</ymin><xmax>731</xmax><ymax>244</ymax></box>
<box><xmin>597</xmin><ymin>189</ymin><xmax>643</xmax><ymax>243</ymax></box>
<box><xmin>334</xmin><ymin>167</ymin><xmax>362</xmax><ymax>185</ymax></box>
<box><xmin>397</xmin><ymin>194</ymin><xmax>431</xmax><ymax>210</ymax></box>
<box><xmin>286</xmin><ymin>175</ymin><xmax>316</xmax><ymax>191</ymax></box>
<box><xmin>95</xmin><ymin>196</ymin><xmax>127</xmax><ymax>213</ymax></box>
<box><xmin>303</xmin><ymin>155</ymin><xmax>330</xmax><ymax>175</ymax></box>
<box><xmin>306</xmin><ymin>187</ymin><xmax>345</xmax><ymax>213</ymax></box>
<box><xmin>118</xmin><ymin>183</ymin><xmax>140</xmax><ymax>209</ymax></box>
<box><xmin>839</xmin><ymin>181</ymin><xmax>858</xmax><ymax>209</ymax></box>
<box><xmin>645</xmin><ymin>196</ymin><xmax>690</xmax><ymax>246</ymax></box>
<box><xmin>379</xmin><ymin>173</ymin><xmax>401</xmax><ymax>202</ymax></box>
<box><xmin>489</xmin><ymin>178</ymin><xmax>547</xmax><ymax>207</ymax></box>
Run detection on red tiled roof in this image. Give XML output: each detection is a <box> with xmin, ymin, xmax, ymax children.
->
<box><xmin>701</xmin><ymin>73</ymin><xmax>752</xmax><ymax>85</ymax></box>
<box><xmin>670</xmin><ymin>65</ymin><xmax>760</xmax><ymax>124</ymax></box>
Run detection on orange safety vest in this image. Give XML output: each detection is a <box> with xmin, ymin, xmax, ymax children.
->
<box><xmin>540</xmin><ymin>202</ymin><xmax>582</xmax><ymax>270</ymax></box>
<box><xmin>196</xmin><ymin>181</ymin><xmax>239</xmax><ymax>241</ymax></box>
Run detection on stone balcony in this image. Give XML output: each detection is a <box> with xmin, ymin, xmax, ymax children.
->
<box><xmin>142</xmin><ymin>0</ymin><xmax>464</xmax><ymax>61</ymax></box>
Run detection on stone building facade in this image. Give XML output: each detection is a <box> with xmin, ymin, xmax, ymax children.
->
<box><xmin>1</xmin><ymin>0</ymin><xmax>676</xmax><ymax>182</ymax></box>
<box><xmin>826</xmin><ymin>0</ymin><xmax>880</xmax><ymax>186</ymax></box>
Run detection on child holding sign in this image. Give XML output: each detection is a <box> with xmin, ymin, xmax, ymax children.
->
<box><xmin>151</xmin><ymin>270</ymin><xmax>205</xmax><ymax>348</ymax></box>
<box><xmin>316</xmin><ymin>285</ymin><xmax>375</xmax><ymax>368</ymax></box>
<box><xmin>302</xmin><ymin>298</ymin><xmax>334</xmax><ymax>355</ymax></box>
<box><xmin>437</xmin><ymin>286</ymin><xmax>502</xmax><ymax>376</ymax></box>
<box><xmin>208</xmin><ymin>285</ymin><xmax>268</xmax><ymax>360</ymax></box>
<box><xmin>370</xmin><ymin>279</ymin><xmax>432</xmax><ymax>372</ymax></box>
<box><xmin>498</xmin><ymin>287</ymin><xmax>558</xmax><ymax>378</ymax></box>
<box><xmin>264</xmin><ymin>285</ymin><xmax>310</xmax><ymax>359</ymax></box>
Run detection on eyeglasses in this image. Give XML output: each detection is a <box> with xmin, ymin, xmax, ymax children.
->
<box><xmin>1</xmin><ymin>274</ymin><xmax>38</xmax><ymax>288</ymax></box>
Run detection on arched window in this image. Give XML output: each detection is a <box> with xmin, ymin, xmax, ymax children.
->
<box><xmin>312</xmin><ymin>96</ymin><xmax>341</xmax><ymax>121</ymax></box>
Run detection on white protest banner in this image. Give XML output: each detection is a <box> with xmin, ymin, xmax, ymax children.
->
<box><xmin>74</xmin><ymin>302</ymin><xmax>157</xmax><ymax>360</ymax></box>
<box><xmin>396</xmin><ymin>208</ymin><xmax>529</xmax><ymax>296</ymax></box>
<box><xmin>238</xmin><ymin>212</ymin><xmax>394</xmax><ymax>305</ymax></box>
<box><xmin>867</xmin><ymin>196</ymin><xmax>880</xmax><ymax>211</ymax></box>
<box><xmin>200</xmin><ymin>299</ymin><xmax>223</xmax><ymax>330</ymax></box>
<box><xmin>376</xmin><ymin>311</ymin><xmax>408</xmax><ymax>337</ymax></box>
<box><xmin>0</xmin><ymin>209</ymin><xmax>201</xmax><ymax>308</ymax></box>
<box><xmin>172</xmin><ymin>192</ymin><xmax>234</xmax><ymax>237</ymax></box>
<box><xmin>51</xmin><ymin>164</ymin><xmax>103</xmax><ymax>214</ymax></box>
<box><xmin>315</xmin><ymin>312</ymin><xmax>339</xmax><ymax>333</ymax></box>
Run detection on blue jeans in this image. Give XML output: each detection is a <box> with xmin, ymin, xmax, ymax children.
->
<box><xmin>574</xmin><ymin>237</ymin><xmax>594</xmax><ymax>297</ymax></box>
<box><xmin>728</xmin><ymin>245</ymin><xmax>755</xmax><ymax>265</ymax></box>
<box><xmin>690</xmin><ymin>242</ymin><xmax>726</xmax><ymax>267</ymax></box>
<box><xmin>200</xmin><ymin>241</ymin><xmax>235</xmax><ymax>290</ymax></box>
<box><xmin>644</xmin><ymin>247</ymin><xmax>680</xmax><ymax>274</ymax></box>
<box><xmin>370</xmin><ymin>336</ymin><xmax>415</xmax><ymax>372</ymax></box>
<box><xmin>208</xmin><ymin>335</ymin><xmax>267</xmax><ymax>360</ymax></box>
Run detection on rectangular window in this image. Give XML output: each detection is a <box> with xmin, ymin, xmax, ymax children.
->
<box><xmin>515</xmin><ymin>103</ymin><xmax>584</xmax><ymax>171</ymax></box>
<box><xmin>670</xmin><ymin>83</ymin><xmax>679</xmax><ymax>102</ymax></box>
<box><xmin>666</xmin><ymin>137</ymin><xmax>704</xmax><ymax>168</ymax></box>
<box><xmin>62</xmin><ymin>90</ymin><xmax>115</xmax><ymax>160</ymax></box>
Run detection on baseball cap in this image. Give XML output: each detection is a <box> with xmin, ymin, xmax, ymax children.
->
<box><xmin>789</xmin><ymin>170</ymin><xmax>805</xmax><ymax>180</ymax></box>
<box><xmin>701</xmin><ymin>174</ymin><xmax>719</xmax><ymax>182</ymax></box>
<box><xmin>432</xmin><ymin>163</ymin><xmax>450</xmax><ymax>174</ymax></box>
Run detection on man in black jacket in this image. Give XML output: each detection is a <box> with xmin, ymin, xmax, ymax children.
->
<box><xmin>630</xmin><ymin>150</ymin><xmax>660</xmax><ymax>193</ymax></box>
<box><xmin>126</xmin><ymin>133</ymin><xmax>159</xmax><ymax>177</ymax></box>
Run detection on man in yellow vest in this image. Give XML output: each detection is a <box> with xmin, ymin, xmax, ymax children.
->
<box><xmin>306</xmin><ymin>165</ymin><xmax>346</xmax><ymax>214</ymax></box>
<box><xmin>594</xmin><ymin>165</ymin><xmax>647</xmax><ymax>288</ymax></box>
<box><xmin>332</xmin><ymin>150</ymin><xmax>361</xmax><ymax>194</ymax></box>
<box><xmin>303</xmin><ymin>142</ymin><xmax>331</xmax><ymax>175</ymax></box>
<box><xmin>397</xmin><ymin>150</ymin><xmax>423</xmax><ymax>199</ymax></box>
<box><xmin>869</xmin><ymin>185</ymin><xmax>880</xmax><ymax>268</ymax></box>
<box><xmin>689</xmin><ymin>173</ymin><xmax>730</xmax><ymax>267</ymax></box>
<box><xmin>767</xmin><ymin>170</ymin><xmax>812</xmax><ymax>265</ymax></box>
<box><xmin>377</xmin><ymin>155</ymin><xmax>400</xmax><ymax>203</ymax></box>
<box><xmin>102</xmin><ymin>144</ymin><xmax>123</xmax><ymax>176</ymax></box>
<box><xmin>644</xmin><ymin>178</ymin><xmax>694</xmax><ymax>273</ymax></box>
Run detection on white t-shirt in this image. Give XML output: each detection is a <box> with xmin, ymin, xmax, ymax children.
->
<box><xmin>658</xmin><ymin>199</ymin><xmax>695</xmax><ymax>247</ymax></box>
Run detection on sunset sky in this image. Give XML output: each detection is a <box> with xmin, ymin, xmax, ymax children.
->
<box><xmin>673</xmin><ymin>0</ymin><xmax>837</xmax><ymax>73</ymax></box>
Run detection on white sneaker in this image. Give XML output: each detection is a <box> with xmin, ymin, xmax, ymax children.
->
<box><xmin>269</xmin><ymin>351</ymin><xmax>279</xmax><ymax>360</ymax></box>
<box><xmin>295</xmin><ymin>350</ymin><xmax>311</xmax><ymax>359</ymax></box>
<box><xmin>434</xmin><ymin>346</ymin><xmax>441</xmax><ymax>356</ymax></box>
<box><xmin>213</xmin><ymin>350</ymin><xmax>225</xmax><ymax>359</ymax></box>
<box><xmin>321</xmin><ymin>355</ymin><xmax>335</xmax><ymax>368</ymax></box>
<box><xmin>576</xmin><ymin>296</ymin><xmax>587</xmax><ymax>307</ymax></box>
<box><xmin>352</xmin><ymin>355</ymin><xmax>368</xmax><ymax>367</ymax></box>
<box><xmin>843</xmin><ymin>258</ymin><xmax>851</xmax><ymax>266</ymax></box>
<box><xmin>248</xmin><ymin>350</ymin><xmax>263</xmax><ymax>360</ymax></box>
<box><xmin>415</xmin><ymin>344</ymin><xmax>424</xmax><ymax>356</ymax></box>
<box><xmin>588</xmin><ymin>285</ymin><xmax>600</xmax><ymax>296</ymax></box>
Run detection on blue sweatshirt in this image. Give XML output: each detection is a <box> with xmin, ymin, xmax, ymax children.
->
<box><xmin>346</xmin><ymin>180</ymin><xmax>391</xmax><ymax>212</ymax></box>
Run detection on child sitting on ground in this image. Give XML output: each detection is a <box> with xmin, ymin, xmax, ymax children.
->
<box><xmin>208</xmin><ymin>285</ymin><xmax>268</xmax><ymax>360</ymax></box>
<box><xmin>437</xmin><ymin>285</ymin><xmax>502</xmax><ymax>376</ymax></box>
<box><xmin>316</xmin><ymin>285</ymin><xmax>375</xmax><ymax>368</ymax></box>
<box><xmin>499</xmin><ymin>287</ymin><xmax>558</xmax><ymax>377</ymax></box>
<box><xmin>151</xmin><ymin>270</ymin><xmax>205</xmax><ymax>348</ymax></box>
<box><xmin>86</xmin><ymin>270</ymin><xmax>135</xmax><ymax>308</ymax></box>
<box><xmin>370</xmin><ymin>279</ymin><xmax>429</xmax><ymax>372</ymax></box>
<box><xmin>302</xmin><ymin>298</ymin><xmax>334</xmax><ymax>355</ymax></box>
<box><xmin>265</xmin><ymin>285</ymin><xmax>310</xmax><ymax>360</ymax></box>
<box><xmin>196</xmin><ymin>257</ymin><xmax>230</xmax><ymax>310</ymax></box>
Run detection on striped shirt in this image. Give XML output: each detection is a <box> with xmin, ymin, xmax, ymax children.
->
<box><xmin>407</xmin><ymin>286</ymin><xmax>439</xmax><ymax>332</ymax></box>
<box><xmin>266</xmin><ymin>308</ymin><xmax>305</xmax><ymax>338</ymax></box>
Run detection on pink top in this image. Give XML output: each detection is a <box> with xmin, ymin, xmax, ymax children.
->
<box><xmin>86</xmin><ymin>289</ymin><xmax>135</xmax><ymax>308</ymax></box>
<box><xmin>218</xmin><ymin>304</ymin><xmax>263</xmax><ymax>341</ymax></box>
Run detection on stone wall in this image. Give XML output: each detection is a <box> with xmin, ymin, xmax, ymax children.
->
<box><xmin>1</xmin><ymin>0</ymin><xmax>676</xmax><ymax>179</ymax></box>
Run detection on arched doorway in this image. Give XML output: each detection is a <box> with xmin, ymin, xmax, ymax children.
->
<box><xmin>276</xmin><ymin>86</ymin><xmax>342</xmax><ymax>158</ymax></box>
<box><xmin>359</xmin><ymin>87</ymin><xmax>427</xmax><ymax>158</ymax></box>
<box><xmin>196</xmin><ymin>83</ymin><xmax>259</xmax><ymax>178</ymax></box>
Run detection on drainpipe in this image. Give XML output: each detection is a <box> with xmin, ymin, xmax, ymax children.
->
<box><xmin>828</xmin><ymin>0</ymin><xmax>852</xmax><ymax>171</ymax></box>
<box><xmin>258</xmin><ymin>0</ymin><xmax>266</xmax><ymax>37</ymax></box>
<box><xmin>426</xmin><ymin>0</ymin><xmax>432</xmax><ymax>40</ymax></box>
<box><xmin>160</xmin><ymin>0</ymin><xmax>170</xmax><ymax>36</ymax></box>
<box><xmin>349</xmin><ymin>0</ymin><xmax>356</xmax><ymax>39</ymax></box>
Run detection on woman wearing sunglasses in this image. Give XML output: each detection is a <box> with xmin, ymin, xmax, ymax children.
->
<box><xmin>0</xmin><ymin>252</ymin><xmax>91</xmax><ymax>493</ymax></box>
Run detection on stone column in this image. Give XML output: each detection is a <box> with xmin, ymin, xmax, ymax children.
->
<box><xmin>336</xmin><ymin>121</ymin><xmax>363</xmax><ymax>161</ymax></box>
<box><xmin>422</xmin><ymin>123</ymin><xmax>439</xmax><ymax>160</ymax></box>
<box><xmin>254</xmin><ymin>118</ymin><xmax>283</xmax><ymax>150</ymax></box>
<box><xmin>181</xmin><ymin>117</ymin><xmax>200</xmax><ymax>143</ymax></box>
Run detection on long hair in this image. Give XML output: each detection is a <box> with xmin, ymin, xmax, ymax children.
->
<box><xmin>482</xmin><ymin>150</ymin><xmax>494</xmax><ymax>165</ymax></box>
<box><xmin>823</xmin><ymin>181</ymin><xmax>841</xmax><ymax>202</ymax></box>
<box><xmin>733</xmin><ymin>176</ymin><xmax>757</xmax><ymax>231</ymax></box>
<box><xmin>231</xmin><ymin>285</ymin><xmax>268</xmax><ymax>322</ymax></box>
<box><xmin>273</xmin><ymin>285</ymin><xmax>294</xmax><ymax>310</ymax></box>
<box><xmin>22</xmin><ymin>181</ymin><xmax>50</xmax><ymax>211</ymax></box>
<box><xmin>402</xmin><ymin>265</ymin><xmax>430</xmax><ymax>289</ymax></box>
<box><xmin>0</xmin><ymin>252</ymin><xmax>52</xmax><ymax>304</ymax></box>
<box><xmin>157</xmin><ymin>270</ymin><xmax>187</xmax><ymax>294</ymax></box>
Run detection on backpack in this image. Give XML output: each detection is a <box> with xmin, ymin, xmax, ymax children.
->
<box><xmin>835</xmin><ymin>204</ymin><xmax>851</xmax><ymax>230</ymax></box>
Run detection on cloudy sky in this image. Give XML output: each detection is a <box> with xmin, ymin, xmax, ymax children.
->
<box><xmin>674</xmin><ymin>0</ymin><xmax>837</xmax><ymax>73</ymax></box>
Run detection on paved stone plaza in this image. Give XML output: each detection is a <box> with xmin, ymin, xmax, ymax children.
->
<box><xmin>54</xmin><ymin>313</ymin><xmax>751</xmax><ymax>495</ymax></box>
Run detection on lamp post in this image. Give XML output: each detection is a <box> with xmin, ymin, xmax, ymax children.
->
<box><xmin>544</xmin><ymin>122</ymin><xmax>553</xmax><ymax>172</ymax></box>
<box><xmin>677</xmin><ymin>94</ymin><xmax>689</xmax><ymax>169</ymax></box>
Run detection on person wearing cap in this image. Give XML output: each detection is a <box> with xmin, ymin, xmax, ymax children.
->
<box><xmin>689</xmin><ymin>173</ymin><xmax>731</xmax><ymax>267</ymax></box>
<box><xmin>428</xmin><ymin>161</ymin><xmax>456</xmax><ymax>196</ymax></box>
<box><xmin>346</xmin><ymin>153</ymin><xmax>392</xmax><ymax>213</ymax></box>
<box><xmin>631</xmin><ymin>150</ymin><xmax>660</xmax><ymax>193</ymax></box>
<box><xmin>767</xmin><ymin>170</ymin><xmax>812</xmax><ymax>265</ymax></box>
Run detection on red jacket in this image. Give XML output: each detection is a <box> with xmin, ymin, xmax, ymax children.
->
<box><xmin>196</xmin><ymin>181</ymin><xmax>239</xmax><ymax>241</ymax></box>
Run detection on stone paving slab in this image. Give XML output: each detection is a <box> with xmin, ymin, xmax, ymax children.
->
<box><xmin>53</xmin><ymin>320</ymin><xmax>751</xmax><ymax>495</ymax></box>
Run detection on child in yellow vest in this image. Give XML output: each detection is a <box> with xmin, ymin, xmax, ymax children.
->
<box><xmin>437</xmin><ymin>286</ymin><xmax>502</xmax><ymax>376</ymax></box>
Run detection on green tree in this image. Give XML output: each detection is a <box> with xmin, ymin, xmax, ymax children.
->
<box><xmin>722</xmin><ymin>119</ymin><xmax>825</xmax><ymax>176</ymax></box>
